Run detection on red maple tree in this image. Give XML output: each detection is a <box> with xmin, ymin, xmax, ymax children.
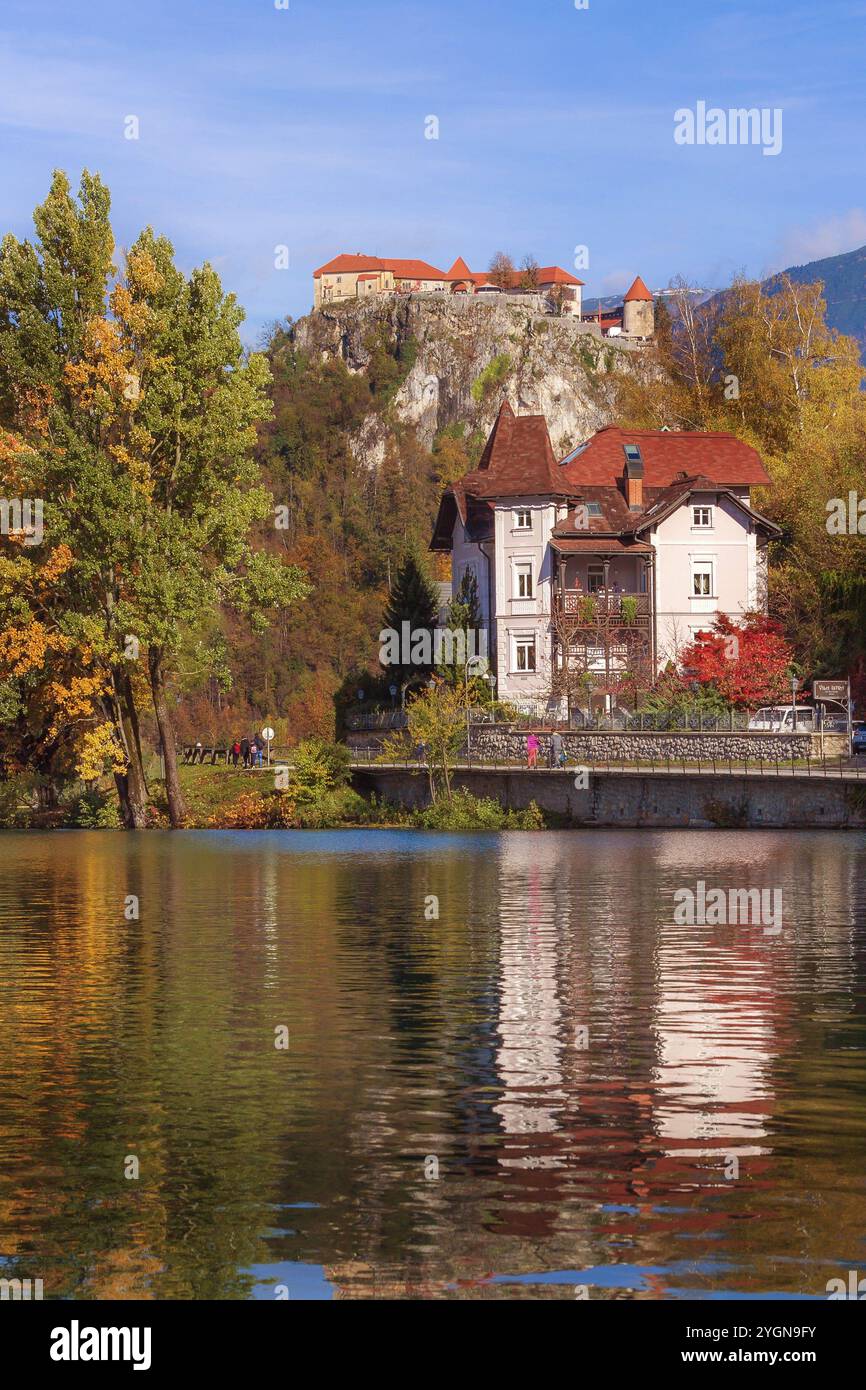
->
<box><xmin>680</xmin><ymin>614</ymin><xmax>796</xmax><ymax>708</ymax></box>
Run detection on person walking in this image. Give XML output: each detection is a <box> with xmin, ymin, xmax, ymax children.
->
<box><xmin>231</xmin><ymin>740</ymin><xmax>241</xmax><ymax>768</ymax></box>
<box><xmin>253</xmin><ymin>734</ymin><xmax>265</xmax><ymax>768</ymax></box>
<box><xmin>551</xmin><ymin>731</ymin><xmax>565</xmax><ymax>768</ymax></box>
<box><xmin>240</xmin><ymin>736</ymin><xmax>250</xmax><ymax>769</ymax></box>
<box><xmin>527</xmin><ymin>732</ymin><xmax>539</xmax><ymax>769</ymax></box>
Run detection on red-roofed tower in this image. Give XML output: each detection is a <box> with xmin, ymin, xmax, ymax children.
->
<box><xmin>622</xmin><ymin>275</ymin><xmax>655</xmax><ymax>338</ymax></box>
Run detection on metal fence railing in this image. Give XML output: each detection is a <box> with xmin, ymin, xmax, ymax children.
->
<box><xmin>342</xmin><ymin>706</ymin><xmax>836</xmax><ymax>734</ymax></box>
<box><xmin>347</xmin><ymin>745</ymin><xmax>866</xmax><ymax>781</ymax></box>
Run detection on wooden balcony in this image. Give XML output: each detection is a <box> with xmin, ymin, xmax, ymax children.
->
<box><xmin>554</xmin><ymin>590</ymin><xmax>652</xmax><ymax>625</ymax></box>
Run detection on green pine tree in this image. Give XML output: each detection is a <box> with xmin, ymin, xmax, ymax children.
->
<box><xmin>381</xmin><ymin>552</ymin><xmax>439</xmax><ymax>690</ymax></box>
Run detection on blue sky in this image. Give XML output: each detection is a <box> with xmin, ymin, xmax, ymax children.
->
<box><xmin>1</xmin><ymin>0</ymin><xmax>865</xmax><ymax>341</ymax></box>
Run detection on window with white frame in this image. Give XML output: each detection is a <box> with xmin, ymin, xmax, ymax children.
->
<box><xmin>514</xmin><ymin>508</ymin><xmax>532</xmax><ymax>530</ymax></box>
<box><xmin>514</xmin><ymin>561</ymin><xmax>534</xmax><ymax>599</ymax></box>
<box><xmin>513</xmin><ymin>633</ymin><xmax>537</xmax><ymax>672</ymax></box>
<box><xmin>692</xmin><ymin>505</ymin><xmax>713</xmax><ymax>528</ymax></box>
<box><xmin>692</xmin><ymin>559</ymin><xmax>715</xmax><ymax>597</ymax></box>
<box><xmin>587</xmin><ymin>564</ymin><xmax>605</xmax><ymax>593</ymax></box>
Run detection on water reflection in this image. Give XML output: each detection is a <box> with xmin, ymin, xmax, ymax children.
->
<box><xmin>0</xmin><ymin>829</ymin><xmax>864</xmax><ymax>1300</ymax></box>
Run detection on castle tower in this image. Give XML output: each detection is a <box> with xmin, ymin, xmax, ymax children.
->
<box><xmin>622</xmin><ymin>275</ymin><xmax>654</xmax><ymax>338</ymax></box>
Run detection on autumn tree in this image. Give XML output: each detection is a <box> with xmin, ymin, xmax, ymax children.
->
<box><xmin>519</xmin><ymin>255</ymin><xmax>540</xmax><ymax>292</ymax></box>
<box><xmin>0</xmin><ymin>171</ymin><xmax>309</xmax><ymax>826</ymax></box>
<box><xmin>488</xmin><ymin>252</ymin><xmax>516</xmax><ymax>290</ymax></box>
<box><xmin>608</xmin><ymin>272</ymin><xmax>866</xmax><ymax>700</ymax></box>
<box><xmin>679</xmin><ymin>614</ymin><xmax>795</xmax><ymax>708</ymax></box>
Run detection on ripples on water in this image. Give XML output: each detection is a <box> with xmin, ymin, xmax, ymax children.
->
<box><xmin>0</xmin><ymin>828</ymin><xmax>865</xmax><ymax>1300</ymax></box>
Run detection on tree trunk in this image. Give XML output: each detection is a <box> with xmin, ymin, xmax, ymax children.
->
<box><xmin>148</xmin><ymin>647</ymin><xmax>186</xmax><ymax>828</ymax></box>
<box><xmin>108</xmin><ymin>674</ymin><xmax>148</xmax><ymax>829</ymax></box>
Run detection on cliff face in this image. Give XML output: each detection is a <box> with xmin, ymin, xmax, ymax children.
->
<box><xmin>291</xmin><ymin>294</ymin><xmax>643</xmax><ymax>465</ymax></box>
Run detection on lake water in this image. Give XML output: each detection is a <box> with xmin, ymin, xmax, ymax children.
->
<box><xmin>1</xmin><ymin>828</ymin><xmax>865</xmax><ymax>1301</ymax></box>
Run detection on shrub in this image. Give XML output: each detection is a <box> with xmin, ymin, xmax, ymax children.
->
<box><xmin>0</xmin><ymin>779</ymin><xmax>32</xmax><ymax>829</ymax></box>
<box><xmin>578</xmin><ymin>595</ymin><xmax>597</xmax><ymax>624</ymax></box>
<box><xmin>414</xmin><ymin>788</ymin><xmax>545</xmax><ymax>830</ymax></box>
<box><xmin>68</xmin><ymin>787</ymin><xmax>121</xmax><ymax>829</ymax></box>
<box><xmin>209</xmin><ymin>791</ymin><xmax>298</xmax><ymax>829</ymax></box>
<box><xmin>289</xmin><ymin>738</ymin><xmax>351</xmax><ymax>803</ymax></box>
<box><xmin>470</xmin><ymin>353</ymin><xmax>512</xmax><ymax>403</ymax></box>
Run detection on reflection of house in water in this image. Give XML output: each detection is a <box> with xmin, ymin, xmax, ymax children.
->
<box><xmin>651</xmin><ymin>941</ymin><xmax>777</xmax><ymax>1160</ymax></box>
<box><xmin>493</xmin><ymin>853</ymin><xmax>566</xmax><ymax>1140</ymax></box>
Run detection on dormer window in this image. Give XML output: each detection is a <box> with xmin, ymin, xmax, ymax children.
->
<box><xmin>623</xmin><ymin>444</ymin><xmax>643</xmax><ymax>467</ymax></box>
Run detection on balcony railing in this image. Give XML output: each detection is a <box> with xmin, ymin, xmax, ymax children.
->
<box><xmin>555</xmin><ymin>590</ymin><xmax>651</xmax><ymax>624</ymax></box>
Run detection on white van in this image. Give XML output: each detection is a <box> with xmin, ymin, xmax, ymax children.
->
<box><xmin>748</xmin><ymin>706</ymin><xmax>815</xmax><ymax>732</ymax></box>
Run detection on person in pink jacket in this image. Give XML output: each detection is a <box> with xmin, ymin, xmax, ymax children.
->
<box><xmin>526</xmin><ymin>732</ymin><xmax>540</xmax><ymax>768</ymax></box>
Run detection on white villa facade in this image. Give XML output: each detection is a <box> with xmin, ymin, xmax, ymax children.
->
<box><xmin>431</xmin><ymin>402</ymin><xmax>780</xmax><ymax>715</ymax></box>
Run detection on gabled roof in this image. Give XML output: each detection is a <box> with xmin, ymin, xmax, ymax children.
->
<box><xmin>314</xmin><ymin>253</ymin><xmax>385</xmax><ymax>278</ymax></box>
<box><xmin>446</xmin><ymin>256</ymin><xmax>473</xmax><ymax>280</ymax></box>
<box><xmin>559</xmin><ymin>427</ymin><xmax>772</xmax><ymax>488</ymax></box>
<box><xmin>313</xmin><ymin>253</ymin><xmax>449</xmax><ymax>280</ymax></box>
<box><xmin>633</xmin><ymin>478</ymin><xmax>782</xmax><ymax>537</ymax></box>
<box><xmin>430</xmin><ymin>414</ymin><xmax>777</xmax><ymax>552</ymax></box>
<box><xmin>459</xmin><ymin>400</ymin><xmax>569</xmax><ymax>498</ymax></box>
<box><xmin>624</xmin><ymin>275</ymin><xmax>653</xmax><ymax>302</ymax></box>
<box><xmin>535</xmin><ymin>266</ymin><xmax>584</xmax><ymax>287</ymax></box>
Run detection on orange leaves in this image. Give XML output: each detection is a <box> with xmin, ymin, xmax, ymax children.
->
<box><xmin>0</xmin><ymin>621</ymin><xmax>69</xmax><ymax>677</ymax></box>
<box><xmin>0</xmin><ymin>426</ymin><xmax>37</xmax><ymax>491</ymax></box>
<box><xmin>46</xmin><ymin>673</ymin><xmax>112</xmax><ymax>740</ymax></box>
<box><xmin>39</xmin><ymin>543</ymin><xmax>74</xmax><ymax>585</ymax></box>
<box><xmin>63</xmin><ymin>317</ymin><xmax>132</xmax><ymax>414</ymax></box>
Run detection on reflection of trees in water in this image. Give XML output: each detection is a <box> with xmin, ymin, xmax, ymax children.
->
<box><xmin>0</xmin><ymin>830</ymin><xmax>864</xmax><ymax>1299</ymax></box>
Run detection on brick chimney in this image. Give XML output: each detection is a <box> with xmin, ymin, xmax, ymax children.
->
<box><xmin>623</xmin><ymin>443</ymin><xmax>644</xmax><ymax>509</ymax></box>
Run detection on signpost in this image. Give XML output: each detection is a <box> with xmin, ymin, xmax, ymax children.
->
<box><xmin>812</xmin><ymin>679</ymin><xmax>852</xmax><ymax>756</ymax></box>
<box><xmin>261</xmin><ymin>725</ymin><xmax>275</xmax><ymax>768</ymax></box>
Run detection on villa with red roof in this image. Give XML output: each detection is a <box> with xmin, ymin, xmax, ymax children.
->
<box><xmin>431</xmin><ymin>401</ymin><xmax>780</xmax><ymax>714</ymax></box>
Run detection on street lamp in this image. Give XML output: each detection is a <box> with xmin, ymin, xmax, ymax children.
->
<box><xmin>465</xmin><ymin>655</ymin><xmax>487</xmax><ymax>751</ymax></box>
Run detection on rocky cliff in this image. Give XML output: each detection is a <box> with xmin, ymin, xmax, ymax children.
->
<box><xmin>291</xmin><ymin>294</ymin><xmax>643</xmax><ymax>466</ymax></box>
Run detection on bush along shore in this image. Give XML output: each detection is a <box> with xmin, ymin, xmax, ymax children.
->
<box><xmin>0</xmin><ymin>739</ymin><xmax>544</xmax><ymax>832</ymax></box>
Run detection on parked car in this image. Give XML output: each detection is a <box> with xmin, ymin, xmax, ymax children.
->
<box><xmin>852</xmin><ymin>724</ymin><xmax>866</xmax><ymax>754</ymax></box>
<box><xmin>748</xmin><ymin>705</ymin><xmax>816</xmax><ymax>732</ymax></box>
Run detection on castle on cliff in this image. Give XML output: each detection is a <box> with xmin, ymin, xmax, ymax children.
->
<box><xmin>312</xmin><ymin>253</ymin><xmax>655</xmax><ymax>339</ymax></box>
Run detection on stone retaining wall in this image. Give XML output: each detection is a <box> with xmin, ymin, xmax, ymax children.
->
<box><xmin>468</xmin><ymin>727</ymin><xmax>819</xmax><ymax>763</ymax></box>
<box><xmin>352</xmin><ymin>767</ymin><xmax>866</xmax><ymax>829</ymax></box>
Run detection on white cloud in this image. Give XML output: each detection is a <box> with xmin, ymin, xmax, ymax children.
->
<box><xmin>777</xmin><ymin>209</ymin><xmax>866</xmax><ymax>268</ymax></box>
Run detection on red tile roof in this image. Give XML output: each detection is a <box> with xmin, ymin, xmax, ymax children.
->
<box><xmin>480</xmin><ymin>266</ymin><xmax>584</xmax><ymax>289</ymax></box>
<box><xmin>559</xmin><ymin>427</ymin><xmax>771</xmax><ymax>487</ymax></box>
<box><xmin>315</xmin><ymin>253</ymin><xmax>583</xmax><ymax>288</ymax></box>
<box><xmin>551</xmin><ymin>537</ymin><xmax>653</xmax><ymax>554</ymax></box>
<box><xmin>446</xmin><ymin>256</ymin><xmax>473</xmax><ymax>280</ymax></box>
<box><xmin>624</xmin><ymin>275</ymin><xmax>653</xmax><ymax>302</ymax></box>
<box><xmin>314</xmin><ymin>253</ymin><xmax>385</xmax><ymax>278</ymax></box>
<box><xmin>313</xmin><ymin>254</ymin><xmax>450</xmax><ymax>280</ymax></box>
<box><xmin>383</xmin><ymin>258</ymin><xmax>448</xmax><ymax>281</ymax></box>
<box><xmin>459</xmin><ymin>400</ymin><xmax>569</xmax><ymax>498</ymax></box>
<box><xmin>535</xmin><ymin>266</ymin><xmax>584</xmax><ymax>287</ymax></box>
<box><xmin>432</xmin><ymin>416</ymin><xmax>775</xmax><ymax>549</ymax></box>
